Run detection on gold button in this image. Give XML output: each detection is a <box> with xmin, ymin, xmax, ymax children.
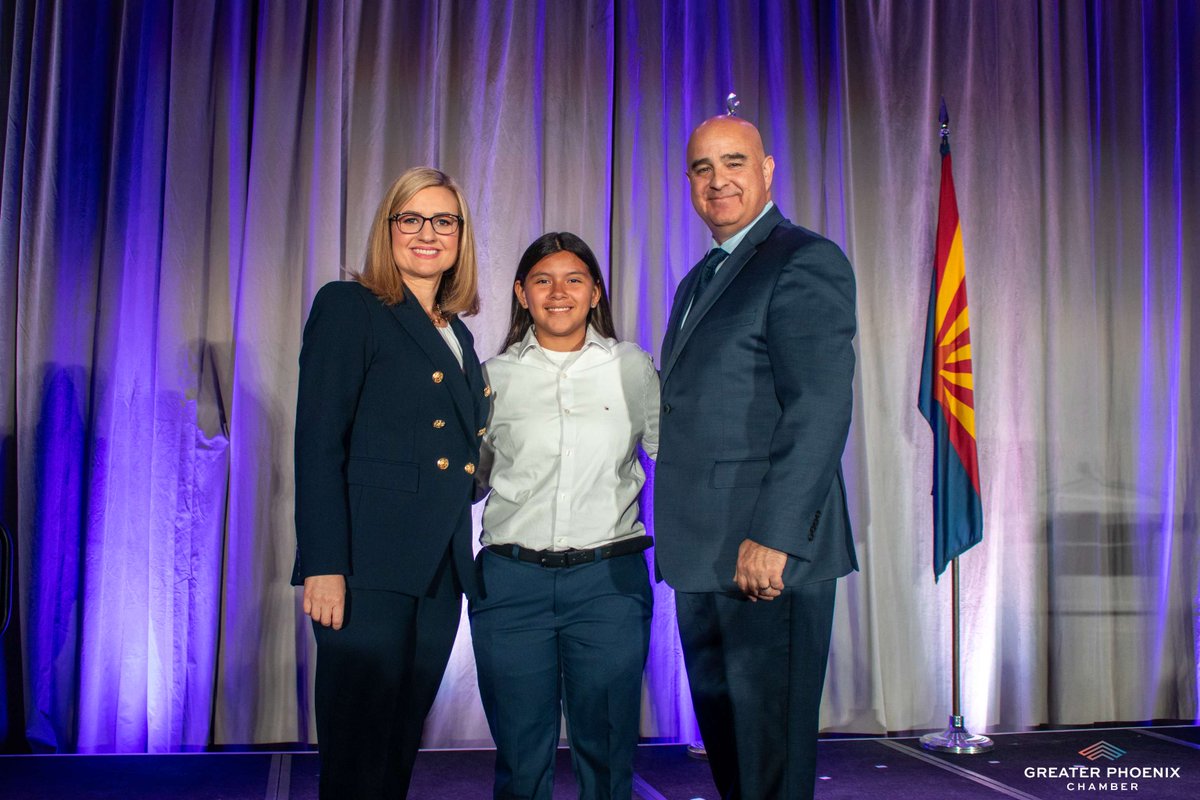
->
<box><xmin>463</xmin><ymin>462</ymin><xmax>476</xmax><ymax>475</ymax></box>
<box><xmin>483</xmin><ymin>385</ymin><xmax>492</xmax><ymax>397</ymax></box>
<box><xmin>477</xmin><ymin>427</ymin><xmax>487</xmax><ymax>437</ymax></box>
<box><xmin>432</xmin><ymin>371</ymin><xmax>444</xmax><ymax>384</ymax></box>
<box><xmin>433</xmin><ymin>419</ymin><xmax>446</xmax><ymax>429</ymax></box>
<box><xmin>436</xmin><ymin>457</ymin><xmax>449</xmax><ymax>470</ymax></box>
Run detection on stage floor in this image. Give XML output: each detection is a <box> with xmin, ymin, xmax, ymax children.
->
<box><xmin>2</xmin><ymin>725</ymin><xmax>1198</xmax><ymax>798</ymax></box>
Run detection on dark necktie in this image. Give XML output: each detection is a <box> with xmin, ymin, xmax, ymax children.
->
<box><xmin>692</xmin><ymin>247</ymin><xmax>728</xmax><ymax>306</ymax></box>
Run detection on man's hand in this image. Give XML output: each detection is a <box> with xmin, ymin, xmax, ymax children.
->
<box><xmin>303</xmin><ymin>574</ymin><xmax>347</xmax><ymax>629</ymax></box>
<box><xmin>733</xmin><ymin>539</ymin><xmax>787</xmax><ymax>601</ymax></box>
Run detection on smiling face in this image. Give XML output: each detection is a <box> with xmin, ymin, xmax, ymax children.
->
<box><xmin>389</xmin><ymin>186</ymin><xmax>460</xmax><ymax>288</ymax></box>
<box><xmin>686</xmin><ymin>116</ymin><xmax>775</xmax><ymax>242</ymax></box>
<box><xmin>515</xmin><ymin>250</ymin><xmax>601</xmax><ymax>351</ymax></box>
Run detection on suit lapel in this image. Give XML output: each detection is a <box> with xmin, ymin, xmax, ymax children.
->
<box><xmin>665</xmin><ymin>246</ymin><xmax>752</xmax><ymax>365</ymax></box>
<box><xmin>455</xmin><ymin>318</ymin><xmax>489</xmax><ymax>440</ymax></box>
<box><xmin>661</xmin><ymin>207</ymin><xmax>784</xmax><ymax>384</ymax></box>
<box><xmin>387</xmin><ymin>300</ymin><xmax>476</xmax><ymax>446</ymax></box>
<box><xmin>660</xmin><ymin>267</ymin><xmax>699</xmax><ymax>368</ymax></box>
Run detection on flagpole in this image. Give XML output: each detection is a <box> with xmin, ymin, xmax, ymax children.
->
<box><xmin>951</xmin><ymin>556</ymin><xmax>960</xmax><ymax>718</ymax></box>
<box><xmin>920</xmin><ymin>559</ymin><xmax>993</xmax><ymax>754</ymax></box>
<box><xmin>920</xmin><ymin>100</ymin><xmax>992</xmax><ymax>754</ymax></box>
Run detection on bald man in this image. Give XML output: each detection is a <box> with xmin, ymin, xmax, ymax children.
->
<box><xmin>655</xmin><ymin>116</ymin><xmax>858</xmax><ymax>799</ymax></box>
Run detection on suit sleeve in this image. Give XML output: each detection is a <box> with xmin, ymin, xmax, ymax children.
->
<box><xmin>293</xmin><ymin>283</ymin><xmax>373</xmax><ymax>578</ymax></box>
<box><xmin>749</xmin><ymin>238</ymin><xmax>856</xmax><ymax>559</ymax></box>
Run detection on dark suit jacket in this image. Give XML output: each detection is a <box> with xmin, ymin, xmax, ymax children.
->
<box><xmin>292</xmin><ymin>280</ymin><xmax>488</xmax><ymax>598</ymax></box>
<box><xmin>655</xmin><ymin>205</ymin><xmax>858</xmax><ymax>593</ymax></box>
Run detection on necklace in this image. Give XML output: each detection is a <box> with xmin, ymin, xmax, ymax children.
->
<box><xmin>427</xmin><ymin>303</ymin><xmax>447</xmax><ymax>327</ymax></box>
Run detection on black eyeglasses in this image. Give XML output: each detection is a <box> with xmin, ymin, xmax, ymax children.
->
<box><xmin>388</xmin><ymin>212</ymin><xmax>463</xmax><ymax>235</ymax></box>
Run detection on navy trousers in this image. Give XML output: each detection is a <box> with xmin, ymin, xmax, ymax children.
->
<box><xmin>312</xmin><ymin>556</ymin><xmax>461</xmax><ymax>799</ymax></box>
<box><xmin>676</xmin><ymin>579</ymin><xmax>837</xmax><ymax>800</ymax></box>
<box><xmin>470</xmin><ymin>549</ymin><xmax>653</xmax><ymax>800</ymax></box>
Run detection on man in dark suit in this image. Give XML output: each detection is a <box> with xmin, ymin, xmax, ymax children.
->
<box><xmin>655</xmin><ymin>115</ymin><xmax>858</xmax><ymax>800</ymax></box>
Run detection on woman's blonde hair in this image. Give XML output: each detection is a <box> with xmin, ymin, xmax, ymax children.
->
<box><xmin>356</xmin><ymin>167</ymin><xmax>480</xmax><ymax>315</ymax></box>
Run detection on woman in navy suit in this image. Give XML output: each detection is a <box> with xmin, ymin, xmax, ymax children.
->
<box><xmin>292</xmin><ymin>167</ymin><xmax>490</xmax><ymax>798</ymax></box>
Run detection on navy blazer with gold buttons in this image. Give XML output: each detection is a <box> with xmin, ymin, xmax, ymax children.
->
<box><xmin>292</xmin><ymin>280</ymin><xmax>488</xmax><ymax>598</ymax></box>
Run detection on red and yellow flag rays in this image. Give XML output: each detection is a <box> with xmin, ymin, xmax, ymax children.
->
<box><xmin>919</xmin><ymin>114</ymin><xmax>983</xmax><ymax>579</ymax></box>
<box><xmin>931</xmin><ymin>157</ymin><xmax>980</xmax><ymax>494</ymax></box>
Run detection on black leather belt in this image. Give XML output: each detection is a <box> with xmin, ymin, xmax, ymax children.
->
<box><xmin>485</xmin><ymin>535</ymin><xmax>652</xmax><ymax>568</ymax></box>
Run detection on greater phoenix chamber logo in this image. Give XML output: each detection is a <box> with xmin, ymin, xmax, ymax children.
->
<box><xmin>1079</xmin><ymin>741</ymin><xmax>1126</xmax><ymax>761</ymax></box>
<box><xmin>1022</xmin><ymin>740</ymin><xmax>1183</xmax><ymax>793</ymax></box>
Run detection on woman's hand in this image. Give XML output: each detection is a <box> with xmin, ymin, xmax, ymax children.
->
<box><xmin>303</xmin><ymin>574</ymin><xmax>347</xmax><ymax>629</ymax></box>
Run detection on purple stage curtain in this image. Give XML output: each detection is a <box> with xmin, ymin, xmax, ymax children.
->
<box><xmin>1</xmin><ymin>0</ymin><xmax>1197</xmax><ymax>752</ymax></box>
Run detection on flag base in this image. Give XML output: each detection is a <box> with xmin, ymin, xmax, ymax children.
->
<box><xmin>919</xmin><ymin>715</ymin><xmax>994</xmax><ymax>754</ymax></box>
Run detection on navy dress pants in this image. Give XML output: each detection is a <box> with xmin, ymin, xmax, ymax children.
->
<box><xmin>312</xmin><ymin>556</ymin><xmax>461</xmax><ymax>799</ymax></box>
<box><xmin>470</xmin><ymin>549</ymin><xmax>653</xmax><ymax>800</ymax></box>
<box><xmin>676</xmin><ymin>579</ymin><xmax>837</xmax><ymax>800</ymax></box>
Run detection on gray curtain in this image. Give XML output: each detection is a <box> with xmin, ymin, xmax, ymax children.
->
<box><xmin>1</xmin><ymin>0</ymin><xmax>1196</xmax><ymax>751</ymax></box>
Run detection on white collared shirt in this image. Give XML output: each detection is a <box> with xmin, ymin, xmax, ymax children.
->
<box><xmin>478</xmin><ymin>325</ymin><xmax>660</xmax><ymax>551</ymax></box>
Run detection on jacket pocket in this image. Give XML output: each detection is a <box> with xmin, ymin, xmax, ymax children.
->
<box><xmin>347</xmin><ymin>457</ymin><xmax>419</xmax><ymax>492</ymax></box>
<box><xmin>711</xmin><ymin>457</ymin><xmax>769</xmax><ymax>488</ymax></box>
<box><xmin>703</xmin><ymin>312</ymin><xmax>757</xmax><ymax>331</ymax></box>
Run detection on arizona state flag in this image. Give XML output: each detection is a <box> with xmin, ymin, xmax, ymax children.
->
<box><xmin>918</xmin><ymin>118</ymin><xmax>983</xmax><ymax>579</ymax></box>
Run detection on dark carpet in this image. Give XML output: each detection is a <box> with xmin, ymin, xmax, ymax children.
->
<box><xmin>1</xmin><ymin>726</ymin><xmax>1198</xmax><ymax>799</ymax></box>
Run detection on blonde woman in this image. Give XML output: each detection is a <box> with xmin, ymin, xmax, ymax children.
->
<box><xmin>293</xmin><ymin>167</ymin><xmax>488</xmax><ymax>798</ymax></box>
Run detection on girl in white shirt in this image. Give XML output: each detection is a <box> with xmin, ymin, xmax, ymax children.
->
<box><xmin>472</xmin><ymin>232</ymin><xmax>659</xmax><ymax>800</ymax></box>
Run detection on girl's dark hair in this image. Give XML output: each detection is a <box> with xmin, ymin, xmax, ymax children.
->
<box><xmin>502</xmin><ymin>232</ymin><xmax>618</xmax><ymax>351</ymax></box>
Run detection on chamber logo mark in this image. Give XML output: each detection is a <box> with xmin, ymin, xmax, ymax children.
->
<box><xmin>1079</xmin><ymin>741</ymin><xmax>1127</xmax><ymax>761</ymax></box>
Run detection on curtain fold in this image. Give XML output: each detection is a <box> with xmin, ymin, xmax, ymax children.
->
<box><xmin>1</xmin><ymin>0</ymin><xmax>1196</xmax><ymax>751</ymax></box>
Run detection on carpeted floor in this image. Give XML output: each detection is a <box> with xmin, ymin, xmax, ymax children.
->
<box><xmin>2</xmin><ymin>726</ymin><xmax>1198</xmax><ymax>798</ymax></box>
